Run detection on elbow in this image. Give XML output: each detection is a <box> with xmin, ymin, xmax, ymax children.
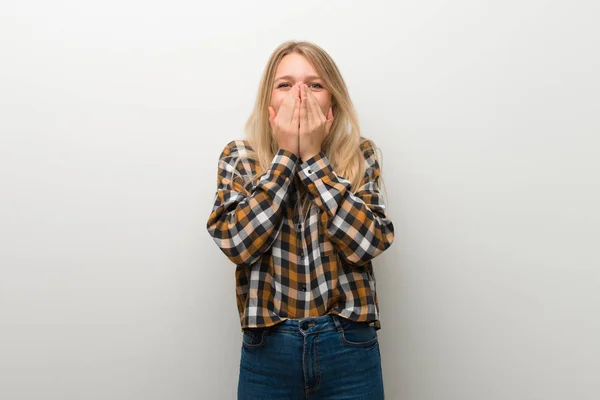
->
<box><xmin>340</xmin><ymin>230</ymin><xmax>395</xmax><ymax>267</ymax></box>
<box><xmin>206</xmin><ymin>230</ymin><xmax>261</xmax><ymax>268</ymax></box>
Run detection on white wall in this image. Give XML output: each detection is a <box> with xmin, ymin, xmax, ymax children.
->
<box><xmin>1</xmin><ymin>1</ymin><xmax>598</xmax><ymax>399</ymax></box>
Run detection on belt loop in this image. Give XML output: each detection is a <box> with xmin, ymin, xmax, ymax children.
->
<box><xmin>331</xmin><ymin>313</ymin><xmax>343</xmax><ymax>333</ymax></box>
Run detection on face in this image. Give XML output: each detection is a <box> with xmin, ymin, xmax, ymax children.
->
<box><xmin>270</xmin><ymin>53</ymin><xmax>332</xmax><ymax>117</ymax></box>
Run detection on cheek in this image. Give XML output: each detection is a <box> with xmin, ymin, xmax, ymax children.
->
<box><xmin>315</xmin><ymin>94</ymin><xmax>332</xmax><ymax>116</ymax></box>
<box><xmin>271</xmin><ymin>92</ymin><xmax>286</xmax><ymax>112</ymax></box>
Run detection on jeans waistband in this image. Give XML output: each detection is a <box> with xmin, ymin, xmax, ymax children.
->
<box><xmin>265</xmin><ymin>313</ymin><xmax>345</xmax><ymax>335</ymax></box>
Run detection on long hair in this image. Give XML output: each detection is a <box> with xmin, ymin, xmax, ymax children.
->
<box><xmin>232</xmin><ymin>40</ymin><xmax>388</xmax><ymax>219</ymax></box>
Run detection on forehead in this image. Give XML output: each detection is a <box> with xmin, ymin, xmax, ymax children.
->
<box><xmin>274</xmin><ymin>53</ymin><xmax>319</xmax><ymax>80</ymax></box>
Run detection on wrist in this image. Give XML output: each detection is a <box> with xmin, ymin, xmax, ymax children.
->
<box><xmin>301</xmin><ymin>152</ymin><xmax>319</xmax><ymax>162</ymax></box>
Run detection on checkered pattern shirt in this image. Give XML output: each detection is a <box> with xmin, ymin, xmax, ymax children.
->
<box><xmin>206</xmin><ymin>138</ymin><xmax>395</xmax><ymax>331</ymax></box>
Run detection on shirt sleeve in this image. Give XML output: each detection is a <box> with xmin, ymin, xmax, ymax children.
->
<box><xmin>297</xmin><ymin>140</ymin><xmax>395</xmax><ymax>267</ymax></box>
<box><xmin>206</xmin><ymin>140</ymin><xmax>299</xmax><ymax>267</ymax></box>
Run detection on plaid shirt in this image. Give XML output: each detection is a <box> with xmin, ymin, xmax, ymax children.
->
<box><xmin>206</xmin><ymin>138</ymin><xmax>395</xmax><ymax>332</ymax></box>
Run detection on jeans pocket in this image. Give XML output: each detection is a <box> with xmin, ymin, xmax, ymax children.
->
<box><xmin>242</xmin><ymin>328</ymin><xmax>267</xmax><ymax>348</ymax></box>
<box><xmin>338</xmin><ymin>319</ymin><xmax>378</xmax><ymax>348</ymax></box>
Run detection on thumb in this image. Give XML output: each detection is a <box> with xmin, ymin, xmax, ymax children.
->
<box><xmin>325</xmin><ymin>106</ymin><xmax>334</xmax><ymax>134</ymax></box>
<box><xmin>268</xmin><ymin>106</ymin><xmax>276</xmax><ymax>128</ymax></box>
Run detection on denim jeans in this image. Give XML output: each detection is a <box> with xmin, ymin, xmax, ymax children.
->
<box><xmin>238</xmin><ymin>314</ymin><xmax>384</xmax><ymax>399</ymax></box>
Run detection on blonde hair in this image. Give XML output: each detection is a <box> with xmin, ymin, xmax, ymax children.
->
<box><xmin>233</xmin><ymin>40</ymin><xmax>388</xmax><ymax>217</ymax></box>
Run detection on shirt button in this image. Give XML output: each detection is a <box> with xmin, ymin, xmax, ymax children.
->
<box><xmin>307</xmin><ymin>169</ymin><xmax>312</xmax><ymax>174</ymax></box>
<box><xmin>302</xmin><ymin>285</ymin><xmax>306</xmax><ymax>291</ymax></box>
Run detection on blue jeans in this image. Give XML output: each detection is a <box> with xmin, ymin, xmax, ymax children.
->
<box><xmin>238</xmin><ymin>314</ymin><xmax>384</xmax><ymax>399</ymax></box>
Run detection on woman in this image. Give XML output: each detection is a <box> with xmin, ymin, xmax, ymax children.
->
<box><xmin>206</xmin><ymin>40</ymin><xmax>395</xmax><ymax>399</ymax></box>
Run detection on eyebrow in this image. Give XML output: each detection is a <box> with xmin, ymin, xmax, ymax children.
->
<box><xmin>274</xmin><ymin>74</ymin><xmax>323</xmax><ymax>82</ymax></box>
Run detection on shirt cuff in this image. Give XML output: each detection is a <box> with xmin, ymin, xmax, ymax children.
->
<box><xmin>297</xmin><ymin>151</ymin><xmax>334</xmax><ymax>184</ymax></box>
<box><xmin>267</xmin><ymin>148</ymin><xmax>299</xmax><ymax>180</ymax></box>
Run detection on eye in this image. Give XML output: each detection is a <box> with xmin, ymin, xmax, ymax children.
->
<box><xmin>309</xmin><ymin>83</ymin><xmax>324</xmax><ymax>89</ymax></box>
<box><xmin>277</xmin><ymin>82</ymin><xmax>291</xmax><ymax>88</ymax></box>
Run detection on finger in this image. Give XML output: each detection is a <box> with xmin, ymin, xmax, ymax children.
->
<box><xmin>288</xmin><ymin>82</ymin><xmax>299</xmax><ymax>107</ymax></box>
<box><xmin>290</xmin><ymin>83</ymin><xmax>301</xmax><ymax>123</ymax></box>
<box><xmin>283</xmin><ymin>83</ymin><xmax>302</xmax><ymax>122</ymax></box>
<box><xmin>292</xmin><ymin>82</ymin><xmax>301</xmax><ymax>101</ymax></box>
<box><xmin>277</xmin><ymin>92</ymin><xmax>295</xmax><ymax>122</ymax></box>
<box><xmin>291</xmin><ymin>90</ymin><xmax>300</xmax><ymax>128</ymax></box>
<box><xmin>306</xmin><ymin>87</ymin><xmax>323</xmax><ymax>125</ymax></box>
<box><xmin>300</xmin><ymin>84</ymin><xmax>310</xmax><ymax>127</ymax></box>
<box><xmin>306</xmin><ymin>84</ymin><xmax>317</xmax><ymax>125</ymax></box>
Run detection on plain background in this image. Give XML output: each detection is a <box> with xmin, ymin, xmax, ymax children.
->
<box><xmin>1</xmin><ymin>1</ymin><xmax>598</xmax><ymax>399</ymax></box>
